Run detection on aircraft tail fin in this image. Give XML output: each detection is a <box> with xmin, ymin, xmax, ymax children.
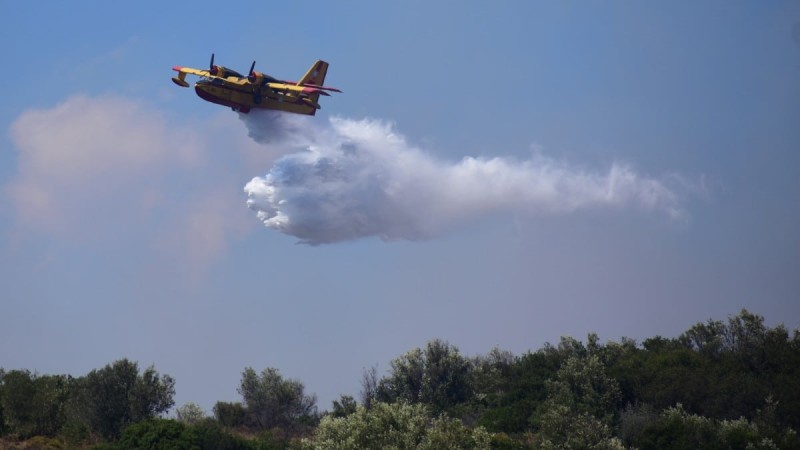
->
<box><xmin>298</xmin><ymin>60</ymin><xmax>329</xmax><ymax>87</ymax></box>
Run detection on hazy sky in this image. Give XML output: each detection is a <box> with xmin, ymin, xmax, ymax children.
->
<box><xmin>1</xmin><ymin>1</ymin><xmax>798</xmax><ymax>413</ymax></box>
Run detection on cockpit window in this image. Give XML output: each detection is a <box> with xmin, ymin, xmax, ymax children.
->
<box><xmin>223</xmin><ymin>69</ymin><xmax>244</xmax><ymax>78</ymax></box>
<box><xmin>198</xmin><ymin>77</ymin><xmax>226</xmax><ymax>86</ymax></box>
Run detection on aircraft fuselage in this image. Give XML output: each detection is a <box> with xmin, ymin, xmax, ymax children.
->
<box><xmin>194</xmin><ymin>77</ymin><xmax>319</xmax><ymax>115</ymax></box>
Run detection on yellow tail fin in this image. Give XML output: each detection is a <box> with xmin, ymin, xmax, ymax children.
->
<box><xmin>298</xmin><ymin>60</ymin><xmax>329</xmax><ymax>86</ymax></box>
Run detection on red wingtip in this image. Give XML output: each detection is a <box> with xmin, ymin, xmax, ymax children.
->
<box><xmin>172</xmin><ymin>66</ymin><xmax>183</xmax><ymax>72</ymax></box>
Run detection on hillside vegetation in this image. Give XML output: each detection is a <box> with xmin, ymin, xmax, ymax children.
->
<box><xmin>1</xmin><ymin>309</ymin><xmax>798</xmax><ymax>449</ymax></box>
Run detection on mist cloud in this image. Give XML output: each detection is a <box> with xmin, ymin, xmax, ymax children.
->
<box><xmin>6</xmin><ymin>95</ymin><xmax>251</xmax><ymax>274</ymax></box>
<box><xmin>7</xmin><ymin>95</ymin><xmax>202</xmax><ymax>232</ymax></box>
<box><xmin>243</xmin><ymin>113</ymin><xmax>684</xmax><ymax>244</ymax></box>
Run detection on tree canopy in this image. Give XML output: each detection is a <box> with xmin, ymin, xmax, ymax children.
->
<box><xmin>1</xmin><ymin>309</ymin><xmax>798</xmax><ymax>449</ymax></box>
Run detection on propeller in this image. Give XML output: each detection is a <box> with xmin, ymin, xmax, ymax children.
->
<box><xmin>247</xmin><ymin>61</ymin><xmax>257</xmax><ymax>83</ymax></box>
<box><xmin>209</xmin><ymin>53</ymin><xmax>218</xmax><ymax>76</ymax></box>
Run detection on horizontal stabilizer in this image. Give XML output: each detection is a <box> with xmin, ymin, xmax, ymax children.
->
<box><xmin>304</xmin><ymin>83</ymin><xmax>342</xmax><ymax>93</ymax></box>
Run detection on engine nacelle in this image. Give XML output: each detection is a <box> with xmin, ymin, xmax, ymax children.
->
<box><xmin>248</xmin><ymin>71</ymin><xmax>279</xmax><ymax>85</ymax></box>
<box><xmin>211</xmin><ymin>65</ymin><xmax>242</xmax><ymax>79</ymax></box>
<box><xmin>248</xmin><ymin>71</ymin><xmax>265</xmax><ymax>84</ymax></box>
<box><xmin>247</xmin><ymin>70</ymin><xmax>274</xmax><ymax>86</ymax></box>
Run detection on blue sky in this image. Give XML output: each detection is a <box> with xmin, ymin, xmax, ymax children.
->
<box><xmin>1</xmin><ymin>1</ymin><xmax>799</xmax><ymax>413</ymax></box>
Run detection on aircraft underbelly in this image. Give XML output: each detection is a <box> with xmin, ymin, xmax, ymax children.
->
<box><xmin>194</xmin><ymin>84</ymin><xmax>316</xmax><ymax>115</ymax></box>
<box><xmin>195</xmin><ymin>85</ymin><xmax>241</xmax><ymax>109</ymax></box>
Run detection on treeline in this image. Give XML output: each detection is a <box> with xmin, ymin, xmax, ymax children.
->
<box><xmin>1</xmin><ymin>309</ymin><xmax>799</xmax><ymax>449</ymax></box>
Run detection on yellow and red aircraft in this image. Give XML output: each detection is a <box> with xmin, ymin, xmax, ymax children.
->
<box><xmin>172</xmin><ymin>54</ymin><xmax>341</xmax><ymax>115</ymax></box>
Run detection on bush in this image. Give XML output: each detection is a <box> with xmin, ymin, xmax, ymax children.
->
<box><xmin>214</xmin><ymin>401</ymin><xmax>247</xmax><ymax>428</ymax></box>
<box><xmin>307</xmin><ymin>402</ymin><xmax>491</xmax><ymax>449</ymax></box>
<box><xmin>114</xmin><ymin>418</ymin><xmax>255</xmax><ymax>450</ymax></box>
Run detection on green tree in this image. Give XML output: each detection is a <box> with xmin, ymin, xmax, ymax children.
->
<box><xmin>0</xmin><ymin>369</ymin><xmax>36</xmax><ymax>437</ymax></box>
<box><xmin>379</xmin><ymin>339</ymin><xmax>472</xmax><ymax>413</ymax></box>
<box><xmin>80</xmin><ymin>359</ymin><xmax>175</xmax><ymax>439</ymax></box>
<box><xmin>470</xmin><ymin>348</ymin><xmax>514</xmax><ymax>403</ymax></box>
<box><xmin>618</xmin><ymin>403</ymin><xmax>659</xmax><ymax>447</ymax></box>
<box><xmin>358</xmin><ymin>365</ymin><xmax>379</xmax><ymax>409</ymax></box>
<box><xmin>330</xmin><ymin>395</ymin><xmax>357</xmax><ymax>418</ymax></box>
<box><xmin>532</xmin><ymin>354</ymin><xmax>623</xmax><ymax>449</ymax></box>
<box><xmin>613</xmin><ymin>336</ymin><xmax>708</xmax><ymax>414</ymax></box>
<box><xmin>635</xmin><ymin>404</ymin><xmax>768</xmax><ymax>450</ymax></box>
<box><xmin>610</xmin><ymin>310</ymin><xmax>800</xmax><ymax>428</ymax></box>
<box><xmin>237</xmin><ymin>367</ymin><xmax>317</xmax><ymax>433</ymax></box>
<box><xmin>213</xmin><ymin>401</ymin><xmax>247</xmax><ymax>428</ymax></box>
<box><xmin>175</xmin><ymin>402</ymin><xmax>206</xmax><ymax>425</ymax></box>
<box><xmin>0</xmin><ymin>370</ymin><xmax>72</xmax><ymax>438</ymax></box>
<box><xmin>114</xmin><ymin>418</ymin><xmax>254</xmax><ymax>450</ymax></box>
<box><xmin>474</xmin><ymin>348</ymin><xmax>559</xmax><ymax>433</ymax></box>
<box><xmin>307</xmin><ymin>402</ymin><xmax>491</xmax><ymax>450</ymax></box>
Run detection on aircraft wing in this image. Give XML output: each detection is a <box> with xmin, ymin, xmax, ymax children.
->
<box><xmin>265</xmin><ymin>82</ymin><xmax>332</xmax><ymax>96</ymax></box>
<box><xmin>172</xmin><ymin>66</ymin><xmax>217</xmax><ymax>87</ymax></box>
<box><xmin>172</xmin><ymin>66</ymin><xmax>212</xmax><ymax>77</ymax></box>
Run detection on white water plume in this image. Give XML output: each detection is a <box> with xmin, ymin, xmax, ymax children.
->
<box><xmin>242</xmin><ymin>112</ymin><xmax>684</xmax><ymax>244</ymax></box>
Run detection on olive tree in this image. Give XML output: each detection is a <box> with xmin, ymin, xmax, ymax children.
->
<box><xmin>533</xmin><ymin>354</ymin><xmax>624</xmax><ymax>449</ymax></box>
<box><xmin>379</xmin><ymin>339</ymin><xmax>472</xmax><ymax>413</ymax></box>
<box><xmin>79</xmin><ymin>359</ymin><xmax>175</xmax><ymax>439</ymax></box>
<box><xmin>175</xmin><ymin>402</ymin><xmax>206</xmax><ymax>425</ymax></box>
<box><xmin>0</xmin><ymin>370</ymin><xmax>72</xmax><ymax>438</ymax></box>
<box><xmin>307</xmin><ymin>402</ymin><xmax>491</xmax><ymax>450</ymax></box>
<box><xmin>237</xmin><ymin>367</ymin><xmax>317</xmax><ymax>432</ymax></box>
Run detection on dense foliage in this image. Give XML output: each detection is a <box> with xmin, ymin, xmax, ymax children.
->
<box><xmin>306</xmin><ymin>402</ymin><xmax>491</xmax><ymax>450</ymax></box>
<box><xmin>0</xmin><ymin>359</ymin><xmax>174</xmax><ymax>447</ymax></box>
<box><xmin>1</xmin><ymin>309</ymin><xmax>798</xmax><ymax>449</ymax></box>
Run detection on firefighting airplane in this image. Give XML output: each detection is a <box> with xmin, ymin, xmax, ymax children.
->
<box><xmin>171</xmin><ymin>54</ymin><xmax>341</xmax><ymax>115</ymax></box>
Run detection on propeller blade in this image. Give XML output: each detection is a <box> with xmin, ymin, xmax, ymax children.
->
<box><xmin>208</xmin><ymin>53</ymin><xmax>219</xmax><ymax>76</ymax></box>
<box><xmin>249</xmin><ymin>61</ymin><xmax>256</xmax><ymax>76</ymax></box>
